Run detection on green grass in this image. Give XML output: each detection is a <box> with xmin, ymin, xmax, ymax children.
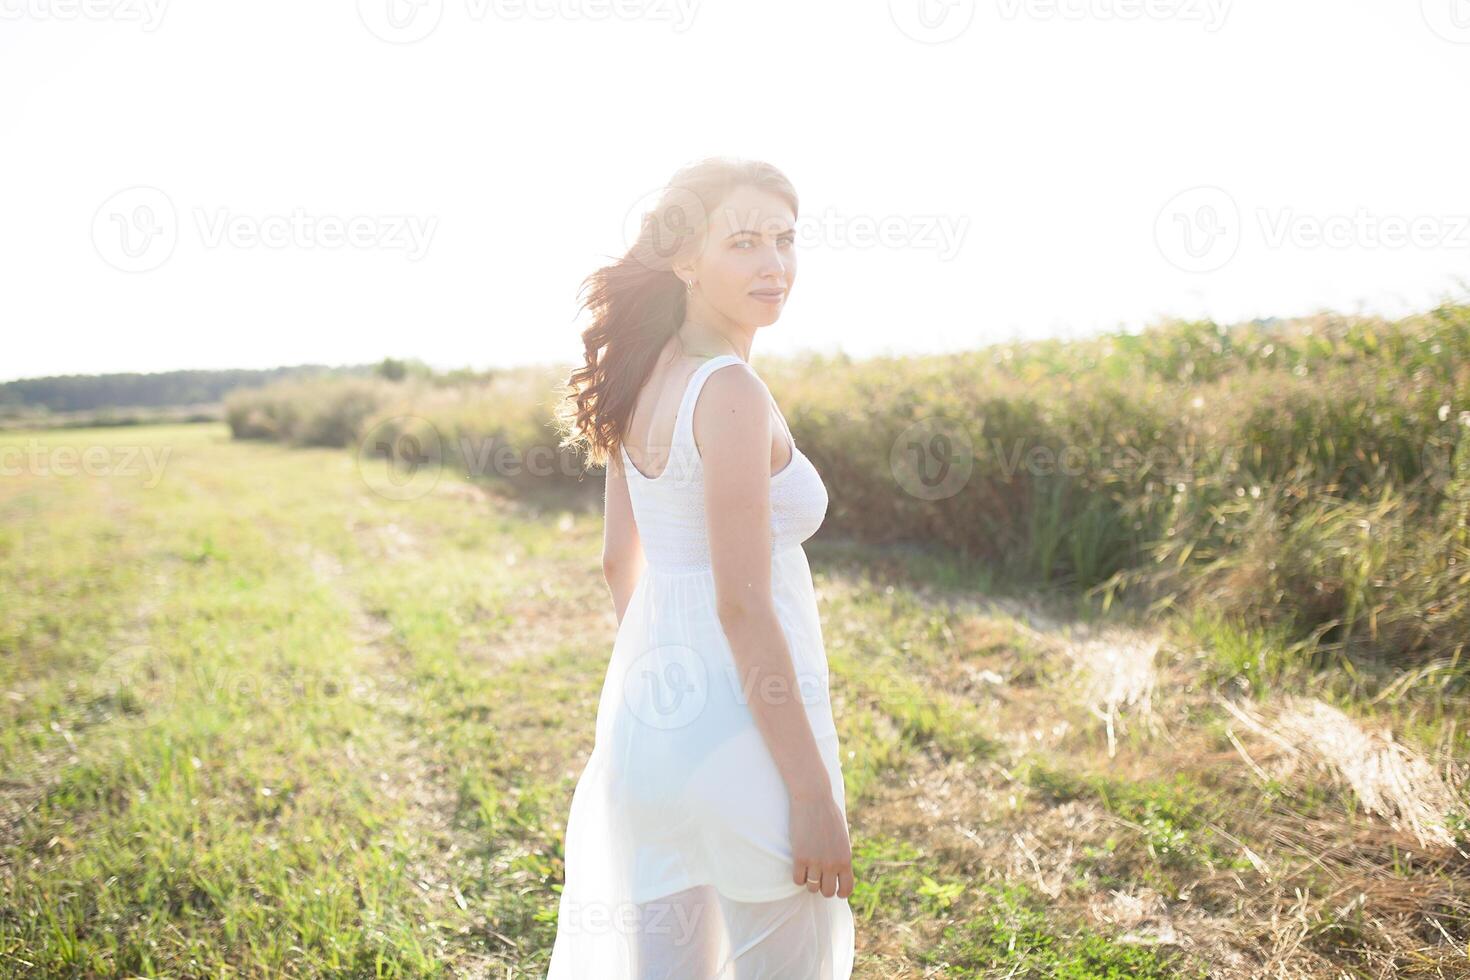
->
<box><xmin>3</xmin><ymin>422</ymin><xmax>1467</xmax><ymax>977</ymax></box>
<box><xmin>925</xmin><ymin>881</ymin><xmax>1202</xmax><ymax>979</ymax></box>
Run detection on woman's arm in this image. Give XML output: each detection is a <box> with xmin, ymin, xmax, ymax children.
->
<box><xmin>696</xmin><ymin>365</ymin><xmax>833</xmax><ymax>802</ymax></box>
<box><xmin>601</xmin><ymin>449</ymin><xmax>645</xmax><ymax>627</ymax></box>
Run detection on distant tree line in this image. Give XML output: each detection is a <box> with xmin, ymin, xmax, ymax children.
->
<box><xmin>0</xmin><ymin>361</ymin><xmax>417</xmax><ymax>413</ymax></box>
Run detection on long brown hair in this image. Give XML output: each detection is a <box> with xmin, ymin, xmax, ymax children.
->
<box><xmin>554</xmin><ymin>156</ymin><xmax>799</xmax><ymax>471</ymax></box>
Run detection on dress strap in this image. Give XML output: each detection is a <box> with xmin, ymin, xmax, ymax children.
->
<box><xmin>670</xmin><ymin>354</ymin><xmax>749</xmax><ymax>470</ymax></box>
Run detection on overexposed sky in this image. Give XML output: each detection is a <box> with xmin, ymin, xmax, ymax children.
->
<box><xmin>3</xmin><ymin>0</ymin><xmax>1468</xmax><ymax>382</ymax></box>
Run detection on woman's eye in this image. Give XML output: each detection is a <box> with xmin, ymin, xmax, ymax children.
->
<box><xmin>734</xmin><ymin>237</ymin><xmax>795</xmax><ymax>249</ymax></box>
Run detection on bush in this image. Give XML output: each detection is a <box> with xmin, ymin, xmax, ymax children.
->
<box><xmin>224</xmin><ymin>376</ymin><xmax>398</xmax><ymax>447</ymax></box>
<box><xmin>224</xmin><ymin>301</ymin><xmax>1470</xmax><ymax>674</ymax></box>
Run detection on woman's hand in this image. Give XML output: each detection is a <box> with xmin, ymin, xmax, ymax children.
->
<box><xmin>789</xmin><ymin>792</ymin><xmax>854</xmax><ymax>899</ymax></box>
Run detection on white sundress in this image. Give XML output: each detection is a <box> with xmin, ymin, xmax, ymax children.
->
<box><xmin>546</xmin><ymin>354</ymin><xmax>855</xmax><ymax>978</ymax></box>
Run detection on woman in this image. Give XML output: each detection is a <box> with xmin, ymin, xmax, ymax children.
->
<box><xmin>548</xmin><ymin>157</ymin><xmax>855</xmax><ymax>978</ymax></box>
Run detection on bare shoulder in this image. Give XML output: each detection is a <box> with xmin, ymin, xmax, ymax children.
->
<box><xmin>694</xmin><ymin>359</ymin><xmax>765</xmax><ymax>421</ymax></box>
<box><xmin>692</xmin><ymin>360</ymin><xmax>768</xmax><ymax>460</ymax></box>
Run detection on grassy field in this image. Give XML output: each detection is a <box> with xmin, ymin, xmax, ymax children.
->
<box><xmin>2</xmin><ymin>423</ymin><xmax>1467</xmax><ymax>977</ymax></box>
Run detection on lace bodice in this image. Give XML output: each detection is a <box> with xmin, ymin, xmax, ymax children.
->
<box><xmin>618</xmin><ymin>354</ymin><xmax>829</xmax><ymax>573</ymax></box>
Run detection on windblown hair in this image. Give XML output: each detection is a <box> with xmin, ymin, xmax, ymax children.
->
<box><xmin>554</xmin><ymin>156</ymin><xmax>799</xmax><ymax>471</ymax></box>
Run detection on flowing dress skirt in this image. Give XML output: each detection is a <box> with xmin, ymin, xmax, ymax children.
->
<box><xmin>546</xmin><ymin>543</ymin><xmax>855</xmax><ymax>978</ymax></box>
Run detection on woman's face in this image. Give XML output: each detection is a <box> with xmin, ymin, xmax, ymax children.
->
<box><xmin>677</xmin><ymin>184</ymin><xmax>797</xmax><ymax>330</ymax></box>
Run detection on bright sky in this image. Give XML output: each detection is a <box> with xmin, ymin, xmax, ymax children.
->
<box><xmin>3</xmin><ymin>0</ymin><xmax>1468</xmax><ymax>382</ymax></box>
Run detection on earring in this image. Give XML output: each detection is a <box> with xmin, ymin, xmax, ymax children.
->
<box><xmin>685</xmin><ymin>279</ymin><xmax>695</xmax><ymax>295</ymax></box>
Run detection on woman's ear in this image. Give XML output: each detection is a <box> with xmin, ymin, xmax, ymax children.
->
<box><xmin>671</xmin><ymin>239</ymin><xmax>706</xmax><ymax>286</ymax></box>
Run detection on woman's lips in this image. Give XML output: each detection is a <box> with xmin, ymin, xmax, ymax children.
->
<box><xmin>749</xmin><ymin>289</ymin><xmax>785</xmax><ymax>304</ymax></box>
